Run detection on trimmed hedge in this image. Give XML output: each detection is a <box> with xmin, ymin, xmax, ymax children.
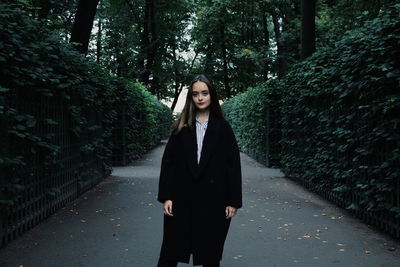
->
<box><xmin>0</xmin><ymin>2</ymin><xmax>172</xmax><ymax>246</ymax></box>
<box><xmin>280</xmin><ymin>4</ymin><xmax>400</xmax><ymax>217</ymax></box>
<box><xmin>112</xmin><ymin>79</ymin><xmax>172</xmax><ymax>165</ymax></box>
<box><xmin>222</xmin><ymin>4</ymin><xmax>400</xmax><ymax>237</ymax></box>
<box><xmin>0</xmin><ymin>3</ymin><xmax>115</xmax><ymax>210</ymax></box>
<box><xmin>222</xmin><ymin>79</ymin><xmax>282</xmax><ymax>167</ymax></box>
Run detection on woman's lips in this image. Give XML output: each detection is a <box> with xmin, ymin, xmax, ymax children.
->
<box><xmin>197</xmin><ymin>102</ymin><xmax>204</xmax><ymax>105</ymax></box>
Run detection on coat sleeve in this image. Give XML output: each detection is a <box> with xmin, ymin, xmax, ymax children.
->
<box><xmin>225</xmin><ymin>121</ymin><xmax>243</xmax><ymax>209</ymax></box>
<box><xmin>157</xmin><ymin>133</ymin><xmax>176</xmax><ymax>203</ymax></box>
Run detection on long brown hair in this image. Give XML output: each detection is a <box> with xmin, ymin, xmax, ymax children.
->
<box><xmin>173</xmin><ymin>74</ymin><xmax>223</xmax><ymax>134</ymax></box>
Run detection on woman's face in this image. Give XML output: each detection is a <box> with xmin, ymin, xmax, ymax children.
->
<box><xmin>192</xmin><ymin>81</ymin><xmax>211</xmax><ymax>111</ymax></box>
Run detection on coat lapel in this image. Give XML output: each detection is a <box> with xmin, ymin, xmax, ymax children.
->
<box><xmin>182</xmin><ymin>122</ymin><xmax>199</xmax><ymax>178</ymax></box>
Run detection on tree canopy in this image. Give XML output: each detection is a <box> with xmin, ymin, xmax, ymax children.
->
<box><xmin>11</xmin><ymin>0</ymin><xmax>395</xmax><ymax>104</ymax></box>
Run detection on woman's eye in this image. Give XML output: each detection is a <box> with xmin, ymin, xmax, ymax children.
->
<box><xmin>202</xmin><ymin>92</ymin><xmax>209</xmax><ymax>96</ymax></box>
<box><xmin>192</xmin><ymin>93</ymin><xmax>198</xmax><ymax>97</ymax></box>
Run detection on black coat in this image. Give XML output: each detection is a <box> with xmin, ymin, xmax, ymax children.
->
<box><xmin>157</xmin><ymin>114</ymin><xmax>242</xmax><ymax>266</ymax></box>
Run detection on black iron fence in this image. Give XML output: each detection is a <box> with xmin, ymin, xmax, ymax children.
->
<box><xmin>281</xmin><ymin>93</ymin><xmax>400</xmax><ymax>238</ymax></box>
<box><xmin>1</xmin><ymin>89</ymin><xmax>111</xmax><ymax>248</ymax></box>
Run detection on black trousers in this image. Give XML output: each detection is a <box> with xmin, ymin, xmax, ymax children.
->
<box><xmin>157</xmin><ymin>258</ymin><xmax>220</xmax><ymax>267</ymax></box>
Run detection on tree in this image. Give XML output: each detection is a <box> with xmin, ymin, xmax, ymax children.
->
<box><xmin>301</xmin><ymin>0</ymin><xmax>316</xmax><ymax>58</ymax></box>
<box><xmin>70</xmin><ymin>0</ymin><xmax>100</xmax><ymax>54</ymax></box>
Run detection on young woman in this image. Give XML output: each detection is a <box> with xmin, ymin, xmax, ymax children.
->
<box><xmin>157</xmin><ymin>74</ymin><xmax>242</xmax><ymax>267</ymax></box>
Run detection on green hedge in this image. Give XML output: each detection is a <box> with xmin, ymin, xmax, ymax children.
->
<box><xmin>280</xmin><ymin>4</ymin><xmax>400</xmax><ymax>217</ymax></box>
<box><xmin>0</xmin><ymin>2</ymin><xmax>171</xmax><ymax>224</ymax></box>
<box><xmin>112</xmin><ymin>79</ymin><xmax>172</xmax><ymax>165</ymax></box>
<box><xmin>222</xmin><ymin>4</ymin><xmax>400</xmax><ymax>236</ymax></box>
<box><xmin>222</xmin><ymin>79</ymin><xmax>282</xmax><ymax>167</ymax></box>
<box><xmin>0</xmin><ymin>3</ymin><xmax>115</xmax><ymax>210</ymax></box>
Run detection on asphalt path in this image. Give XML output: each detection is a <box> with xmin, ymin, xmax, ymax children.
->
<box><xmin>0</xmin><ymin>141</ymin><xmax>399</xmax><ymax>267</ymax></box>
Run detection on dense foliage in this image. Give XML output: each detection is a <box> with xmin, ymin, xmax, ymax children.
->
<box><xmin>0</xmin><ymin>2</ymin><xmax>171</xmax><ymax>211</ymax></box>
<box><xmin>93</xmin><ymin>0</ymin><xmax>193</xmax><ymax>101</ymax></box>
<box><xmin>222</xmin><ymin>80</ymin><xmax>281</xmax><ymax>166</ymax></box>
<box><xmin>223</xmin><ymin>4</ymin><xmax>400</xmax><ymax>219</ymax></box>
<box><xmin>280</xmin><ymin>3</ymin><xmax>400</xmax><ymax>216</ymax></box>
<box><xmin>21</xmin><ymin>0</ymin><xmax>393</xmax><ymax>107</ymax></box>
<box><xmin>191</xmin><ymin>0</ymin><xmax>393</xmax><ymax>98</ymax></box>
<box><xmin>112</xmin><ymin>80</ymin><xmax>172</xmax><ymax>163</ymax></box>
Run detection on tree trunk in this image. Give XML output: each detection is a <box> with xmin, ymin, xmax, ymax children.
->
<box><xmin>138</xmin><ymin>0</ymin><xmax>150</xmax><ymax>84</ymax></box>
<box><xmin>219</xmin><ymin>18</ymin><xmax>231</xmax><ymax>98</ymax></box>
<box><xmin>139</xmin><ymin>0</ymin><xmax>159</xmax><ymax>93</ymax></box>
<box><xmin>171</xmin><ymin>44</ymin><xmax>182</xmax><ymax>112</ymax></box>
<box><xmin>148</xmin><ymin>0</ymin><xmax>159</xmax><ymax>95</ymax></box>
<box><xmin>96</xmin><ymin>18</ymin><xmax>102</xmax><ymax>63</ymax></box>
<box><xmin>271</xmin><ymin>9</ymin><xmax>288</xmax><ymax>78</ymax></box>
<box><xmin>301</xmin><ymin>0</ymin><xmax>316</xmax><ymax>58</ymax></box>
<box><xmin>35</xmin><ymin>0</ymin><xmax>51</xmax><ymax>21</ymax></box>
<box><xmin>250</xmin><ymin>3</ymin><xmax>255</xmax><ymax>45</ymax></box>
<box><xmin>204</xmin><ymin>37</ymin><xmax>213</xmax><ymax>75</ymax></box>
<box><xmin>261</xmin><ymin>4</ymin><xmax>270</xmax><ymax>81</ymax></box>
<box><xmin>70</xmin><ymin>0</ymin><xmax>100</xmax><ymax>54</ymax></box>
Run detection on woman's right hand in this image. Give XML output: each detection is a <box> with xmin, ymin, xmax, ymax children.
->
<box><xmin>163</xmin><ymin>200</ymin><xmax>173</xmax><ymax>216</ymax></box>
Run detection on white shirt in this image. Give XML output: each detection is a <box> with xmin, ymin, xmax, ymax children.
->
<box><xmin>195</xmin><ymin>119</ymin><xmax>208</xmax><ymax>164</ymax></box>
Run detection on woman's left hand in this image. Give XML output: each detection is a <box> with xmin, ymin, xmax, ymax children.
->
<box><xmin>225</xmin><ymin>206</ymin><xmax>237</xmax><ymax>219</ymax></box>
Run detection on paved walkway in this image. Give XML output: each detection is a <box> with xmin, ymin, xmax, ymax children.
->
<box><xmin>0</xmin><ymin>142</ymin><xmax>399</xmax><ymax>267</ymax></box>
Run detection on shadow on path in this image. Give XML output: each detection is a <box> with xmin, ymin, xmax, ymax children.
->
<box><xmin>0</xmin><ymin>142</ymin><xmax>399</xmax><ymax>267</ymax></box>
